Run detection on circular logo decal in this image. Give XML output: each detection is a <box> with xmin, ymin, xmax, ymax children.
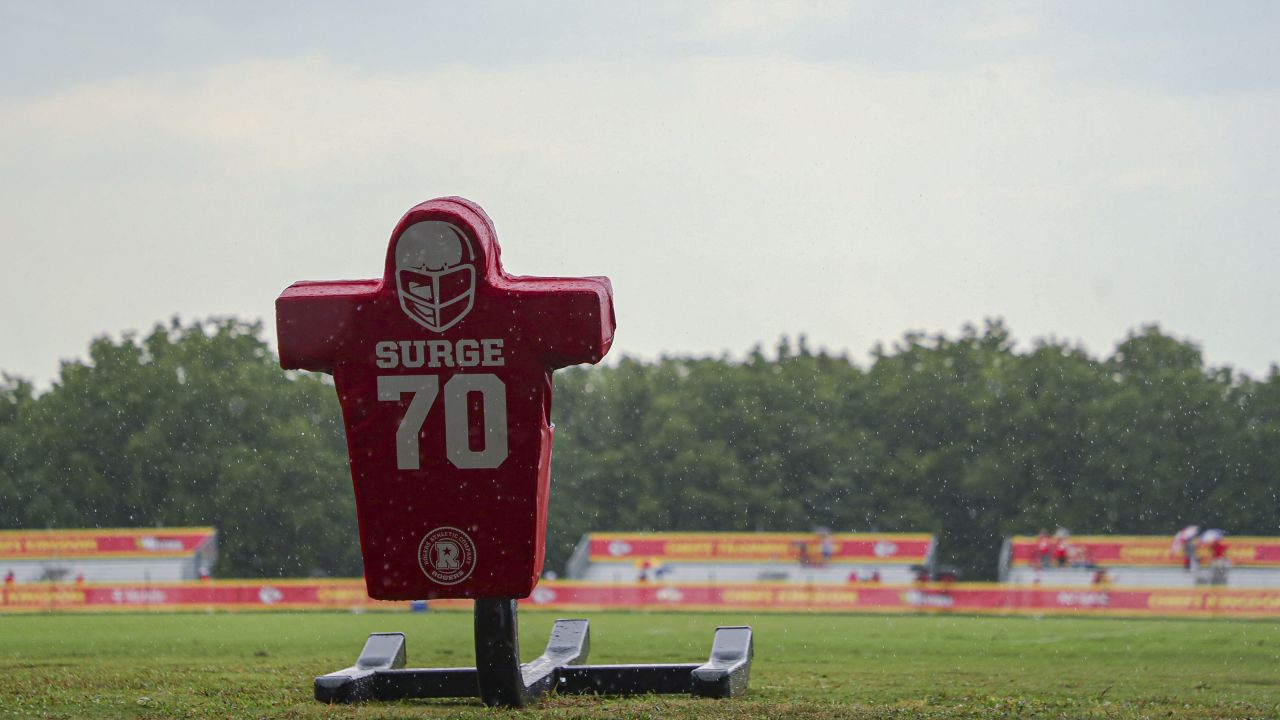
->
<box><xmin>418</xmin><ymin>526</ymin><xmax>477</xmax><ymax>585</ymax></box>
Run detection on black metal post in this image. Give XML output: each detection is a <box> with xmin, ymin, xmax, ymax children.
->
<box><xmin>473</xmin><ymin>598</ymin><xmax>587</xmax><ymax>706</ymax></box>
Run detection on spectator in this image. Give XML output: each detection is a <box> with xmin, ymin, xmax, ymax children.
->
<box><xmin>1202</xmin><ymin>529</ymin><xmax>1229</xmax><ymax>585</ymax></box>
<box><xmin>1173</xmin><ymin>525</ymin><xmax>1200</xmax><ymax>571</ymax></box>
<box><xmin>818</xmin><ymin>530</ymin><xmax>836</xmax><ymax>565</ymax></box>
<box><xmin>1035</xmin><ymin>530</ymin><xmax>1052</xmax><ymax>569</ymax></box>
<box><xmin>796</xmin><ymin>542</ymin><xmax>812</xmax><ymax>567</ymax></box>
<box><xmin>868</xmin><ymin>570</ymin><xmax>881</xmax><ymax>584</ymax></box>
<box><xmin>1053</xmin><ymin>528</ymin><xmax>1071</xmax><ymax>568</ymax></box>
<box><xmin>4</xmin><ymin>570</ymin><xmax>13</xmax><ymax>586</ymax></box>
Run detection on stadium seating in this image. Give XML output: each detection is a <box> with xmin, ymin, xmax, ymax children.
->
<box><xmin>565</xmin><ymin>531</ymin><xmax>935</xmax><ymax>584</ymax></box>
<box><xmin>999</xmin><ymin>534</ymin><xmax>1280</xmax><ymax>588</ymax></box>
<box><xmin>0</xmin><ymin>527</ymin><xmax>217</xmax><ymax>583</ymax></box>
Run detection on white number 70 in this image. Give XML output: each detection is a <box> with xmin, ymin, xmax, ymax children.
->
<box><xmin>377</xmin><ymin>374</ymin><xmax>509</xmax><ymax>470</ymax></box>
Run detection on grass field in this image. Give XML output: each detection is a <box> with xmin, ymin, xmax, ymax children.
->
<box><xmin>1</xmin><ymin>610</ymin><xmax>1277</xmax><ymax>719</ymax></box>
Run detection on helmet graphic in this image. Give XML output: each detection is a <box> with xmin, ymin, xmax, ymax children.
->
<box><xmin>394</xmin><ymin>221</ymin><xmax>476</xmax><ymax>332</ymax></box>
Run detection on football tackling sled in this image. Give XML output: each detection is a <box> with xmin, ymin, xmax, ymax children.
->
<box><xmin>276</xmin><ymin>197</ymin><xmax>752</xmax><ymax>707</ymax></box>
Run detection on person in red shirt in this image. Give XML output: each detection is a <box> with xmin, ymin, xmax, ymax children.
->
<box><xmin>1209</xmin><ymin>539</ymin><xmax>1227</xmax><ymax>561</ymax></box>
<box><xmin>1052</xmin><ymin>528</ymin><xmax>1071</xmax><ymax>568</ymax></box>
<box><xmin>1208</xmin><ymin>536</ymin><xmax>1229</xmax><ymax>585</ymax></box>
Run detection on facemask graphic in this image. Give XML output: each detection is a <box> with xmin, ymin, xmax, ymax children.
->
<box><xmin>394</xmin><ymin>221</ymin><xmax>477</xmax><ymax>332</ymax></box>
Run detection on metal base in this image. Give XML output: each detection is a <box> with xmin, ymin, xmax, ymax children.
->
<box><xmin>315</xmin><ymin>599</ymin><xmax>752</xmax><ymax>707</ymax></box>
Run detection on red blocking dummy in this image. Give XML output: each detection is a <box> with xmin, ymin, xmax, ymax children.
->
<box><xmin>277</xmin><ymin>197</ymin><xmax>614</xmax><ymax>599</ymax></box>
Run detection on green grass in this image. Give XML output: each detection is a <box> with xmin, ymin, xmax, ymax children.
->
<box><xmin>0</xmin><ymin>610</ymin><xmax>1277</xmax><ymax>719</ymax></box>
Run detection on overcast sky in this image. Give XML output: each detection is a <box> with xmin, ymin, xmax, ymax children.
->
<box><xmin>2</xmin><ymin>1</ymin><xmax>1277</xmax><ymax>385</ymax></box>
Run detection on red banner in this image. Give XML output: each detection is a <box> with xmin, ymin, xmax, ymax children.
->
<box><xmin>523</xmin><ymin>582</ymin><xmax>1280</xmax><ymax>618</ymax></box>
<box><xmin>0</xmin><ymin>528</ymin><xmax>216</xmax><ymax>560</ymax></box>
<box><xmin>587</xmin><ymin>532</ymin><xmax>933</xmax><ymax>565</ymax></box>
<box><xmin>5</xmin><ymin>579</ymin><xmax>1278</xmax><ymax>618</ymax></box>
<box><xmin>523</xmin><ymin>583</ymin><xmax>1280</xmax><ymax>617</ymax></box>
<box><xmin>1009</xmin><ymin>535</ymin><xmax>1280</xmax><ymax>568</ymax></box>
<box><xmin>0</xmin><ymin>579</ymin><xmax>424</xmax><ymax>612</ymax></box>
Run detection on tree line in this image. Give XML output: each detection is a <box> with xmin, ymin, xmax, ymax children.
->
<box><xmin>1</xmin><ymin>318</ymin><xmax>1276</xmax><ymax>579</ymax></box>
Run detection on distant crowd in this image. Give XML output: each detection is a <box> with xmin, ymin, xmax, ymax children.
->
<box><xmin>1171</xmin><ymin>525</ymin><xmax>1231</xmax><ymax>584</ymax></box>
<box><xmin>1028</xmin><ymin>525</ymin><xmax>1232</xmax><ymax>586</ymax></box>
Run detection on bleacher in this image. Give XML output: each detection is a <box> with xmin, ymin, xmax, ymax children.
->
<box><xmin>0</xmin><ymin>527</ymin><xmax>218</xmax><ymax>583</ymax></box>
<box><xmin>565</xmin><ymin>531</ymin><xmax>935</xmax><ymax>584</ymax></box>
<box><xmin>999</xmin><ymin>534</ymin><xmax>1280</xmax><ymax>588</ymax></box>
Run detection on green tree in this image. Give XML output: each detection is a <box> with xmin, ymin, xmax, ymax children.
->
<box><xmin>4</xmin><ymin>316</ymin><xmax>1274</xmax><ymax>583</ymax></box>
<box><xmin>0</xmin><ymin>319</ymin><xmax>358</xmax><ymax>577</ymax></box>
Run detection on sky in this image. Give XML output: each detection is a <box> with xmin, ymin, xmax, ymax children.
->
<box><xmin>2</xmin><ymin>1</ymin><xmax>1278</xmax><ymax>386</ymax></box>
